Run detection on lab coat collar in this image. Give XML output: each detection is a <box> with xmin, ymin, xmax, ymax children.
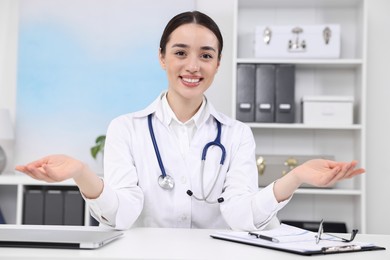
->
<box><xmin>132</xmin><ymin>91</ymin><xmax>233</xmax><ymax>127</ymax></box>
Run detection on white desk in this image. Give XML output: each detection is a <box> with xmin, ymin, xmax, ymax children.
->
<box><xmin>0</xmin><ymin>226</ymin><xmax>388</xmax><ymax>260</ymax></box>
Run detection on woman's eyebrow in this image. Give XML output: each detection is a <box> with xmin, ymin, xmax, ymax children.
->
<box><xmin>171</xmin><ymin>43</ymin><xmax>189</xmax><ymax>49</ymax></box>
<box><xmin>171</xmin><ymin>43</ymin><xmax>216</xmax><ymax>53</ymax></box>
<box><xmin>200</xmin><ymin>46</ymin><xmax>217</xmax><ymax>53</ymax></box>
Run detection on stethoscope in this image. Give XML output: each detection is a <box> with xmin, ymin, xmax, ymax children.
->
<box><xmin>148</xmin><ymin>114</ymin><xmax>226</xmax><ymax>204</ymax></box>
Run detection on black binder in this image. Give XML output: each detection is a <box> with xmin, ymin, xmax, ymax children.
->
<box><xmin>63</xmin><ymin>190</ymin><xmax>85</xmax><ymax>225</ymax></box>
<box><xmin>275</xmin><ymin>64</ymin><xmax>295</xmax><ymax>123</ymax></box>
<box><xmin>44</xmin><ymin>190</ymin><xmax>64</xmax><ymax>225</ymax></box>
<box><xmin>0</xmin><ymin>207</ymin><xmax>5</xmax><ymax>224</ymax></box>
<box><xmin>255</xmin><ymin>64</ymin><xmax>275</xmax><ymax>122</ymax></box>
<box><xmin>236</xmin><ymin>64</ymin><xmax>256</xmax><ymax>122</ymax></box>
<box><xmin>23</xmin><ymin>189</ymin><xmax>44</xmax><ymax>225</ymax></box>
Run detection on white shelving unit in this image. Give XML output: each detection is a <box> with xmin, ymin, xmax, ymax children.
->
<box><xmin>0</xmin><ymin>173</ymin><xmax>91</xmax><ymax>226</ymax></box>
<box><xmin>232</xmin><ymin>0</ymin><xmax>366</xmax><ymax>232</ymax></box>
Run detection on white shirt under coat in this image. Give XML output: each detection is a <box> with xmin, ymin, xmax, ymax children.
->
<box><xmin>85</xmin><ymin>92</ymin><xmax>290</xmax><ymax>231</ymax></box>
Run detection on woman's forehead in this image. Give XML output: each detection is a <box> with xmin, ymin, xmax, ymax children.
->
<box><xmin>167</xmin><ymin>23</ymin><xmax>219</xmax><ymax>50</ymax></box>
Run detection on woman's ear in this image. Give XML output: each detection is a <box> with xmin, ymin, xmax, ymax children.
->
<box><xmin>216</xmin><ymin>55</ymin><xmax>221</xmax><ymax>72</ymax></box>
<box><xmin>159</xmin><ymin>48</ymin><xmax>166</xmax><ymax>70</ymax></box>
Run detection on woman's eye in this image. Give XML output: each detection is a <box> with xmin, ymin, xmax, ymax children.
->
<box><xmin>201</xmin><ymin>53</ymin><xmax>213</xmax><ymax>59</ymax></box>
<box><xmin>175</xmin><ymin>51</ymin><xmax>186</xmax><ymax>56</ymax></box>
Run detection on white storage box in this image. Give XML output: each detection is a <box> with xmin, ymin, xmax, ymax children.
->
<box><xmin>302</xmin><ymin>96</ymin><xmax>354</xmax><ymax>125</ymax></box>
<box><xmin>255</xmin><ymin>24</ymin><xmax>340</xmax><ymax>59</ymax></box>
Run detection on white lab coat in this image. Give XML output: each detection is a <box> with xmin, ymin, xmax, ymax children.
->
<box><xmin>86</xmin><ymin>93</ymin><xmax>289</xmax><ymax>231</ymax></box>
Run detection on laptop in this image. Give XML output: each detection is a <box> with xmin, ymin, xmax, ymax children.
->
<box><xmin>0</xmin><ymin>226</ymin><xmax>123</xmax><ymax>249</ymax></box>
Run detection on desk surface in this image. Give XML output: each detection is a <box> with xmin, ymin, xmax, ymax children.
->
<box><xmin>0</xmin><ymin>225</ymin><xmax>388</xmax><ymax>260</ymax></box>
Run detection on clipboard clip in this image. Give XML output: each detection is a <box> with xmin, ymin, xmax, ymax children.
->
<box><xmin>322</xmin><ymin>245</ymin><xmax>361</xmax><ymax>253</ymax></box>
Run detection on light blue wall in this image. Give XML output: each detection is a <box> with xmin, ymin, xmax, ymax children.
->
<box><xmin>16</xmin><ymin>0</ymin><xmax>195</xmax><ymax>171</ymax></box>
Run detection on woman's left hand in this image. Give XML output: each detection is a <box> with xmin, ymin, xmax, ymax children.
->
<box><xmin>273</xmin><ymin>159</ymin><xmax>365</xmax><ymax>202</ymax></box>
<box><xmin>293</xmin><ymin>159</ymin><xmax>365</xmax><ymax>188</ymax></box>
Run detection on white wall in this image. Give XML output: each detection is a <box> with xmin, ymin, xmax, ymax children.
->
<box><xmin>0</xmin><ymin>0</ymin><xmax>18</xmax><ymax>122</ymax></box>
<box><xmin>366</xmin><ymin>0</ymin><xmax>390</xmax><ymax>234</ymax></box>
<box><xmin>0</xmin><ymin>0</ymin><xmax>18</xmax><ymax>173</ymax></box>
<box><xmin>1</xmin><ymin>0</ymin><xmax>389</xmax><ymax>234</ymax></box>
<box><xmin>196</xmin><ymin>0</ymin><xmax>234</xmax><ymax>116</ymax></box>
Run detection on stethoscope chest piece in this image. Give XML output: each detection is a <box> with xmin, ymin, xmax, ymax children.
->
<box><xmin>158</xmin><ymin>174</ymin><xmax>175</xmax><ymax>190</ymax></box>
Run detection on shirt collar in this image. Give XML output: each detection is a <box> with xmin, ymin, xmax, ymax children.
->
<box><xmin>132</xmin><ymin>91</ymin><xmax>234</xmax><ymax>127</ymax></box>
<box><xmin>161</xmin><ymin>93</ymin><xmax>207</xmax><ymax>128</ymax></box>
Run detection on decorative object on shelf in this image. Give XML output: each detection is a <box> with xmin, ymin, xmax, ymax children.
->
<box><xmin>255</xmin><ymin>24</ymin><xmax>340</xmax><ymax>59</ymax></box>
<box><xmin>263</xmin><ymin>27</ymin><xmax>272</xmax><ymax>45</ymax></box>
<box><xmin>0</xmin><ymin>109</ymin><xmax>14</xmax><ymax>174</ymax></box>
<box><xmin>90</xmin><ymin>135</ymin><xmax>106</xmax><ymax>159</ymax></box>
<box><xmin>323</xmin><ymin>27</ymin><xmax>332</xmax><ymax>45</ymax></box>
<box><xmin>302</xmin><ymin>96</ymin><xmax>354</xmax><ymax>125</ymax></box>
<box><xmin>288</xmin><ymin>27</ymin><xmax>306</xmax><ymax>52</ymax></box>
<box><xmin>256</xmin><ymin>154</ymin><xmax>334</xmax><ymax>188</ymax></box>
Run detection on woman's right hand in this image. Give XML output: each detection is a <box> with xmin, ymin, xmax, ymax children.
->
<box><xmin>15</xmin><ymin>154</ymin><xmax>85</xmax><ymax>183</ymax></box>
<box><xmin>16</xmin><ymin>154</ymin><xmax>104</xmax><ymax>199</ymax></box>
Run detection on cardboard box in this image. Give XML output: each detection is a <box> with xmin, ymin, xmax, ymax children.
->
<box><xmin>302</xmin><ymin>96</ymin><xmax>354</xmax><ymax>125</ymax></box>
<box><xmin>255</xmin><ymin>24</ymin><xmax>340</xmax><ymax>59</ymax></box>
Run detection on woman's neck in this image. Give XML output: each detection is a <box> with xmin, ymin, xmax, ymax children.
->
<box><xmin>166</xmin><ymin>92</ymin><xmax>203</xmax><ymax>123</ymax></box>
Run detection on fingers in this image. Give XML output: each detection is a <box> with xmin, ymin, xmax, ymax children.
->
<box><xmin>15</xmin><ymin>162</ymin><xmax>57</xmax><ymax>183</ymax></box>
<box><xmin>328</xmin><ymin>160</ymin><xmax>365</xmax><ymax>183</ymax></box>
<box><xmin>311</xmin><ymin>160</ymin><xmax>364</xmax><ymax>187</ymax></box>
<box><xmin>319</xmin><ymin>166</ymin><xmax>341</xmax><ymax>187</ymax></box>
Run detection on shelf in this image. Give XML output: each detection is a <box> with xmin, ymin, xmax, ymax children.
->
<box><xmin>293</xmin><ymin>188</ymin><xmax>362</xmax><ymax>196</ymax></box>
<box><xmin>239</xmin><ymin>0</ymin><xmax>363</xmax><ymax>8</ymax></box>
<box><xmin>0</xmin><ymin>173</ymin><xmax>76</xmax><ymax>186</ymax></box>
<box><xmin>258</xmin><ymin>187</ymin><xmax>362</xmax><ymax>195</ymax></box>
<box><xmin>234</xmin><ymin>0</ymin><xmax>366</xmax><ymax>232</ymax></box>
<box><xmin>236</xmin><ymin>59</ymin><xmax>363</xmax><ymax>69</ymax></box>
<box><xmin>247</xmin><ymin>123</ymin><xmax>362</xmax><ymax>130</ymax></box>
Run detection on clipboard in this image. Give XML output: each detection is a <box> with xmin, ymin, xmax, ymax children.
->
<box><xmin>210</xmin><ymin>224</ymin><xmax>386</xmax><ymax>256</ymax></box>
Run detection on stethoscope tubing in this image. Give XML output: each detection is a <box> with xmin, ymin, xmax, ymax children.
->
<box><xmin>199</xmin><ymin>161</ymin><xmax>223</xmax><ymax>204</ymax></box>
<box><xmin>148</xmin><ymin>114</ymin><xmax>168</xmax><ymax>179</ymax></box>
<box><xmin>148</xmin><ymin>113</ymin><xmax>226</xmax><ymax>203</ymax></box>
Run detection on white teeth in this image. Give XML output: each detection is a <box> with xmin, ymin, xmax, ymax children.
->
<box><xmin>182</xmin><ymin>78</ymin><xmax>200</xmax><ymax>83</ymax></box>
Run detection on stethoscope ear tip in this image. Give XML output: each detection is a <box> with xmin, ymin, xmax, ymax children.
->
<box><xmin>186</xmin><ymin>190</ymin><xmax>193</xmax><ymax>196</ymax></box>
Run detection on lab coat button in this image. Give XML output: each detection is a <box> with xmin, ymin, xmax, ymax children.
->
<box><xmin>181</xmin><ymin>214</ymin><xmax>188</xmax><ymax>221</ymax></box>
<box><xmin>180</xmin><ymin>176</ymin><xmax>187</xmax><ymax>184</ymax></box>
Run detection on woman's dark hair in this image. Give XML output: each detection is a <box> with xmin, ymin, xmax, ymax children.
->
<box><xmin>159</xmin><ymin>11</ymin><xmax>223</xmax><ymax>60</ymax></box>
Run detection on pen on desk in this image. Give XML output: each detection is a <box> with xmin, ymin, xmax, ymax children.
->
<box><xmin>321</xmin><ymin>245</ymin><xmax>361</xmax><ymax>253</ymax></box>
<box><xmin>248</xmin><ymin>232</ymin><xmax>280</xmax><ymax>243</ymax></box>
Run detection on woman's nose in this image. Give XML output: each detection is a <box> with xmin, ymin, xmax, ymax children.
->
<box><xmin>186</xmin><ymin>56</ymin><xmax>200</xmax><ymax>73</ymax></box>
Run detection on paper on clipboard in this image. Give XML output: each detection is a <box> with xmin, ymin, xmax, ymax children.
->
<box><xmin>210</xmin><ymin>224</ymin><xmax>385</xmax><ymax>256</ymax></box>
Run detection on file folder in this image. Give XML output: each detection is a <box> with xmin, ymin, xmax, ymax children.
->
<box><xmin>63</xmin><ymin>190</ymin><xmax>85</xmax><ymax>225</ymax></box>
<box><xmin>0</xmin><ymin>207</ymin><xmax>5</xmax><ymax>224</ymax></box>
<box><xmin>275</xmin><ymin>64</ymin><xmax>295</xmax><ymax>123</ymax></box>
<box><xmin>23</xmin><ymin>189</ymin><xmax>44</xmax><ymax>225</ymax></box>
<box><xmin>236</xmin><ymin>64</ymin><xmax>256</xmax><ymax>122</ymax></box>
<box><xmin>44</xmin><ymin>189</ymin><xmax>64</xmax><ymax>225</ymax></box>
<box><xmin>255</xmin><ymin>64</ymin><xmax>275</xmax><ymax>122</ymax></box>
